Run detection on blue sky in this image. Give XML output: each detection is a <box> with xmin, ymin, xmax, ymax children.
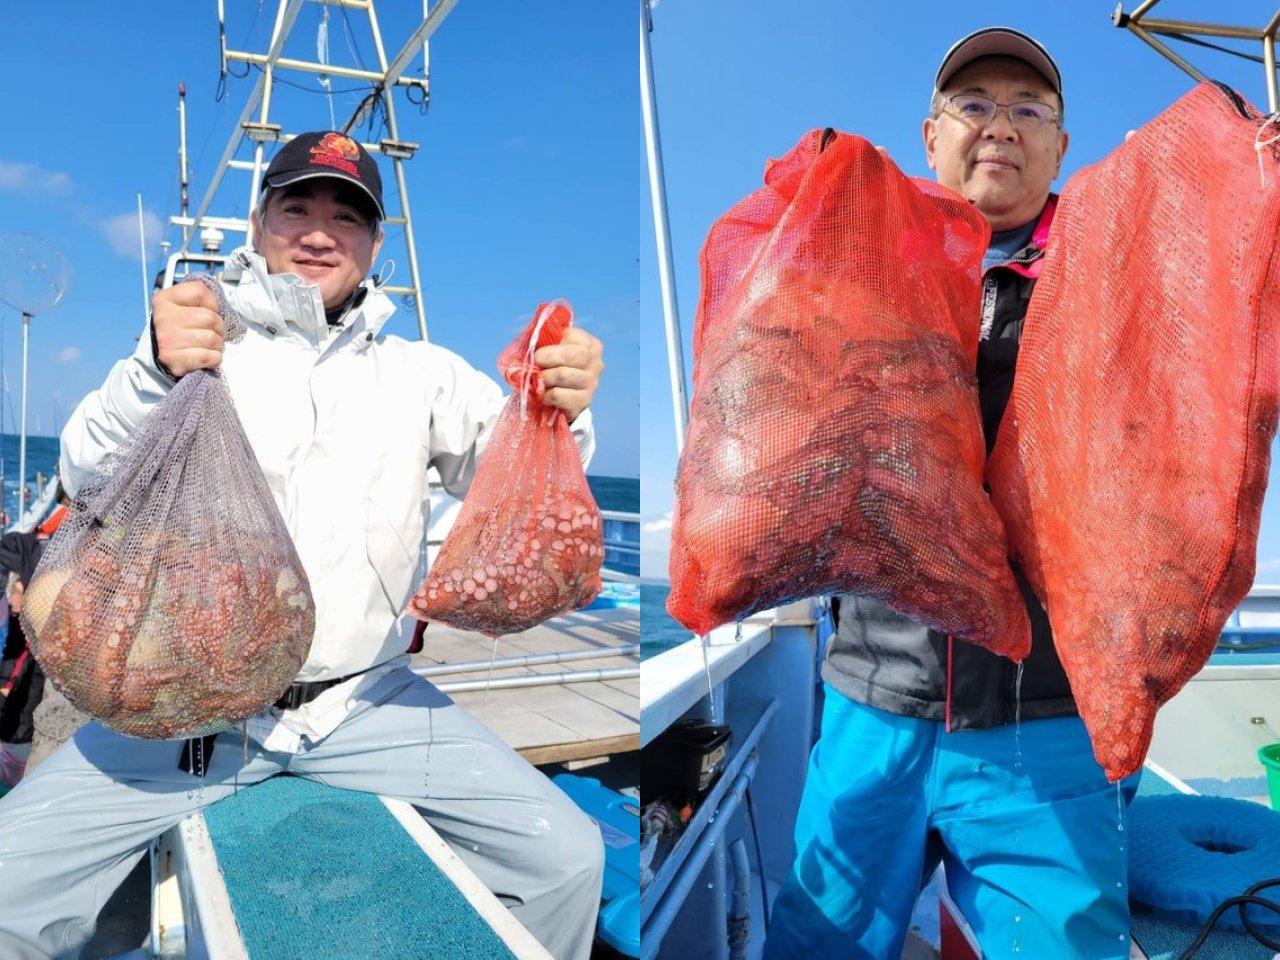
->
<box><xmin>640</xmin><ymin>0</ymin><xmax>1280</xmax><ymax>581</ymax></box>
<box><xmin>0</xmin><ymin>0</ymin><xmax>637</xmax><ymax>477</ymax></box>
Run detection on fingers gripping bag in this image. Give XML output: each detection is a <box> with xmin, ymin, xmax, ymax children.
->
<box><xmin>667</xmin><ymin>129</ymin><xmax>1030</xmax><ymax>660</ymax></box>
<box><xmin>405</xmin><ymin>301</ymin><xmax>604</xmax><ymax>636</ymax></box>
<box><xmin>986</xmin><ymin>83</ymin><xmax>1280</xmax><ymax>781</ymax></box>
<box><xmin>23</xmin><ymin>275</ymin><xmax>315</xmax><ymax>740</ymax></box>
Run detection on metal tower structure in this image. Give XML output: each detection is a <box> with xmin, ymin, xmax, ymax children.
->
<box><xmin>1113</xmin><ymin>2</ymin><xmax>1280</xmax><ymax>113</ymax></box>
<box><xmin>168</xmin><ymin>0</ymin><xmax>458</xmax><ymax>340</ymax></box>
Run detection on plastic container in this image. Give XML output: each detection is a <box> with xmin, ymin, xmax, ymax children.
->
<box><xmin>643</xmin><ymin>719</ymin><xmax>732</xmax><ymax>806</ymax></box>
<box><xmin>1259</xmin><ymin>743</ymin><xmax>1280</xmax><ymax>811</ymax></box>
<box><xmin>553</xmin><ymin>773</ymin><xmax>640</xmax><ymax>958</ymax></box>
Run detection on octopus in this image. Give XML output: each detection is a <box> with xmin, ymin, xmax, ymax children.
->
<box><xmin>25</xmin><ymin>511</ymin><xmax>314</xmax><ymax>740</ymax></box>
<box><xmin>668</xmin><ymin>238</ymin><xmax>1028</xmax><ymax>660</ymax></box>
<box><xmin>406</xmin><ymin>305</ymin><xmax>604</xmax><ymax>637</ymax></box>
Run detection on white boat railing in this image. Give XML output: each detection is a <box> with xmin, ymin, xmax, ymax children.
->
<box><xmin>8</xmin><ymin>471</ymin><xmax>60</xmax><ymax>534</ymax></box>
<box><xmin>639</xmin><ymin>599</ymin><xmax>823</xmax><ymax>960</ymax></box>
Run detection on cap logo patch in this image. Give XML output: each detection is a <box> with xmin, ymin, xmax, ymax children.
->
<box><xmin>309</xmin><ymin>133</ymin><xmax>361</xmax><ymax>177</ymax></box>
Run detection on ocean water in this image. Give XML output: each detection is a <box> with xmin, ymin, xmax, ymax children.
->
<box><xmin>641</xmin><ymin>582</ymin><xmax>691</xmax><ymax>660</ymax></box>
<box><xmin>0</xmin><ymin>433</ymin><xmax>61</xmax><ymax>522</ymax></box>
<box><xmin>0</xmin><ymin>432</ymin><xmax>637</xmax><ymax>527</ymax></box>
<box><xmin>586</xmin><ymin>475</ymin><xmax>638</xmax><ymax>514</ymax></box>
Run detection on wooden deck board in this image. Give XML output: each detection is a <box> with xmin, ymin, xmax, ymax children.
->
<box><xmin>411</xmin><ymin>607</ymin><xmax>639</xmax><ymax>764</ymax></box>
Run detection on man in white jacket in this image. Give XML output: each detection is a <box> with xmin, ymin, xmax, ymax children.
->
<box><xmin>0</xmin><ymin>131</ymin><xmax>607</xmax><ymax>960</ymax></box>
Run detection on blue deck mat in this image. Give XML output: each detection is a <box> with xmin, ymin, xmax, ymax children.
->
<box><xmin>202</xmin><ymin>775</ymin><xmax>516</xmax><ymax>960</ymax></box>
<box><xmin>1130</xmin><ymin>911</ymin><xmax>1275</xmax><ymax>960</ymax></box>
<box><xmin>1130</xmin><ymin>768</ymin><xmax>1279</xmax><ymax>959</ymax></box>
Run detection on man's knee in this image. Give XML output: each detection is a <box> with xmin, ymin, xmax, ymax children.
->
<box><xmin>548</xmin><ymin>799</ymin><xmax>606</xmax><ymax>895</ymax></box>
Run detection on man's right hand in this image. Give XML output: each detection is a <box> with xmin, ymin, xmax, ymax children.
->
<box><xmin>151</xmin><ymin>282</ymin><xmax>226</xmax><ymax>378</ymax></box>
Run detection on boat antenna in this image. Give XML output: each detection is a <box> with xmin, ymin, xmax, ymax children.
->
<box><xmin>179</xmin><ymin>83</ymin><xmax>190</xmax><ymax>253</ymax></box>
<box><xmin>137</xmin><ymin>193</ymin><xmax>151</xmax><ymax>326</ymax></box>
<box><xmin>640</xmin><ymin>0</ymin><xmax>690</xmax><ymax>453</ymax></box>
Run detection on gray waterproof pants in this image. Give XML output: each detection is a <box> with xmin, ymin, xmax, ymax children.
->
<box><xmin>0</xmin><ymin>666</ymin><xmax>604</xmax><ymax>959</ymax></box>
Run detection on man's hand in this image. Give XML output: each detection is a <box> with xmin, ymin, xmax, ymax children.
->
<box><xmin>151</xmin><ymin>282</ymin><xmax>226</xmax><ymax>378</ymax></box>
<box><xmin>534</xmin><ymin>326</ymin><xmax>604</xmax><ymax>423</ymax></box>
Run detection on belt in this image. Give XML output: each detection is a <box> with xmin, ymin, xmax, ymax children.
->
<box><xmin>274</xmin><ymin>671</ymin><xmax>364</xmax><ymax>711</ymax></box>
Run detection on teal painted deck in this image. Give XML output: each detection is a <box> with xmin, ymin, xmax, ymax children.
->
<box><xmin>203</xmin><ymin>775</ymin><xmax>517</xmax><ymax>960</ymax></box>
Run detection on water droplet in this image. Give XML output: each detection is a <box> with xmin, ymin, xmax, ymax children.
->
<box><xmin>1014</xmin><ymin>914</ymin><xmax>1022</xmax><ymax>924</ymax></box>
<box><xmin>707</xmin><ymin>882</ymin><xmax>714</xmax><ymax>889</ymax></box>
<box><xmin>1117</xmin><ymin>934</ymin><xmax>1126</xmax><ymax>943</ymax></box>
<box><xmin>472</xmin><ymin>844</ymin><xmax>479</xmax><ymax>852</ymax></box>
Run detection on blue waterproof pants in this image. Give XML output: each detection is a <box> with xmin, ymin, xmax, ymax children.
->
<box><xmin>764</xmin><ymin>685</ymin><xmax>1140</xmax><ymax>960</ymax></box>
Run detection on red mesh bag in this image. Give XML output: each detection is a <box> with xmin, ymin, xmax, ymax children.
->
<box><xmin>406</xmin><ymin>301</ymin><xmax>603</xmax><ymax>636</ymax></box>
<box><xmin>986</xmin><ymin>83</ymin><xmax>1280</xmax><ymax>781</ymax></box>
<box><xmin>23</xmin><ymin>275</ymin><xmax>315</xmax><ymax>739</ymax></box>
<box><xmin>667</xmin><ymin>129</ymin><xmax>1030</xmax><ymax>659</ymax></box>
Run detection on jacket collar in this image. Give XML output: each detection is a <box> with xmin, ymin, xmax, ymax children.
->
<box><xmin>222</xmin><ymin>246</ymin><xmax>395</xmax><ymax>350</ymax></box>
<box><xmin>985</xmin><ymin>194</ymin><xmax>1057</xmax><ymax>280</ymax></box>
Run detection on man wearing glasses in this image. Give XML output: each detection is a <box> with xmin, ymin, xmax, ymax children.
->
<box><xmin>765</xmin><ymin>29</ymin><xmax>1135</xmax><ymax>960</ymax></box>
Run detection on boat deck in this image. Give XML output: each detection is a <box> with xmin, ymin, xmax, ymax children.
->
<box><xmin>410</xmin><ymin>605</ymin><xmax>641</xmax><ymax>765</ymax></box>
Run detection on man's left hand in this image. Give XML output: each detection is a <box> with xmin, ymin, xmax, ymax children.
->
<box><xmin>535</xmin><ymin>327</ymin><xmax>604</xmax><ymax>423</ymax></box>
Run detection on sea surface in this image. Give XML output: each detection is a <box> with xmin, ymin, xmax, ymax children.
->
<box><xmin>0</xmin><ymin>433</ymin><xmax>638</xmax><ymax>528</ymax></box>
<box><xmin>586</xmin><ymin>475</ymin><xmax>639</xmax><ymax>514</ymax></box>
<box><xmin>0</xmin><ymin>433</ymin><xmax>61</xmax><ymax>522</ymax></box>
<box><xmin>641</xmin><ymin>582</ymin><xmax>691</xmax><ymax>660</ymax></box>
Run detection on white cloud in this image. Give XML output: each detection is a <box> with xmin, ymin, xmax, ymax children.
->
<box><xmin>0</xmin><ymin>160</ymin><xmax>72</xmax><ymax>196</ymax></box>
<box><xmin>99</xmin><ymin>210</ymin><xmax>164</xmax><ymax>262</ymax></box>
<box><xmin>1256</xmin><ymin>556</ymin><xmax>1280</xmax><ymax>574</ymax></box>
<box><xmin>641</xmin><ymin>512</ymin><xmax>673</xmax><ymax>580</ymax></box>
<box><xmin>55</xmin><ymin>346</ymin><xmax>80</xmax><ymax>365</ymax></box>
<box><xmin>643</xmin><ymin>512</ymin><xmax>672</xmax><ymax>532</ymax></box>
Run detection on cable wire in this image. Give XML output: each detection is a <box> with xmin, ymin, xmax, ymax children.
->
<box><xmin>1174</xmin><ymin>879</ymin><xmax>1280</xmax><ymax>959</ymax></box>
<box><xmin>1165</xmin><ymin>31</ymin><xmax>1269</xmax><ymax>66</ymax></box>
<box><xmin>744</xmin><ymin>785</ymin><xmax>770</xmax><ymax>935</ymax></box>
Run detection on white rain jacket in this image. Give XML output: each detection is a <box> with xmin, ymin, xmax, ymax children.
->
<box><xmin>59</xmin><ymin>247</ymin><xmax>595</xmax><ymax>744</ymax></box>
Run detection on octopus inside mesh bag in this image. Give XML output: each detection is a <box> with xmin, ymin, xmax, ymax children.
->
<box><xmin>406</xmin><ymin>301</ymin><xmax>603</xmax><ymax>636</ymax></box>
<box><xmin>667</xmin><ymin>129</ymin><xmax>1029</xmax><ymax>659</ymax></box>
<box><xmin>22</xmin><ymin>275</ymin><xmax>315</xmax><ymax>740</ymax></box>
<box><xmin>987</xmin><ymin>82</ymin><xmax>1280</xmax><ymax>781</ymax></box>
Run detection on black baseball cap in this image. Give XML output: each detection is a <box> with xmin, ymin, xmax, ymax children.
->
<box><xmin>261</xmin><ymin>131</ymin><xmax>385</xmax><ymax>220</ymax></box>
<box><xmin>935</xmin><ymin>27</ymin><xmax>1062</xmax><ymax>102</ymax></box>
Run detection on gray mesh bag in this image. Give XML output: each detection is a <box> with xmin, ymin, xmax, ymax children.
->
<box><xmin>22</xmin><ymin>275</ymin><xmax>315</xmax><ymax>739</ymax></box>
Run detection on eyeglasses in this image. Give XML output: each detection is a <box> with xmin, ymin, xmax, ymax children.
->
<box><xmin>940</xmin><ymin>94</ymin><xmax>1060</xmax><ymax>130</ymax></box>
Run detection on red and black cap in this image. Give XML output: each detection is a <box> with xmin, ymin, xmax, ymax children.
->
<box><xmin>261</xmin><ymin>131</ymin><xmax>385</xmax><ymax>220</ymax></box>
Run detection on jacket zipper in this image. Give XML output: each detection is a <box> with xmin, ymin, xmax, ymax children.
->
<box><xmin>945</xmin><ymin>634</ymin><xmax>954</xmax><ymax>732</ymax></box>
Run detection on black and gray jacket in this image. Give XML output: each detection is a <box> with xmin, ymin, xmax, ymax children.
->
<box><xmin>822</xmin><ymin>196</ymin><xmax>1077</xmax><ymax>730</ymax></box>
